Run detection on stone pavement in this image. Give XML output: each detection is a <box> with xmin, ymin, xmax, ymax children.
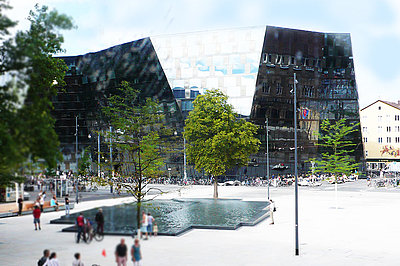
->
<box><xmin>1</xmin><ymin>183</ymin><xmax>400</xmax><ymax>265</ymax></box>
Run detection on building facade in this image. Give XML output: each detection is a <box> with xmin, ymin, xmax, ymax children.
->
<box><xmin>361</xmin><ymin>100</ymin><xmax>400</xmax><ymax>173</ymax></box>
<box><xmin>54</xmin><ymin>26</ymin><xmax>363</xmax><ymax>176</ymax></box>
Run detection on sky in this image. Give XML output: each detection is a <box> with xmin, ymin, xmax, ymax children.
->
<box><xmin>7</xmin><ymin>0</ymin><xmax>400</xmax><ymax>108</ymax></box>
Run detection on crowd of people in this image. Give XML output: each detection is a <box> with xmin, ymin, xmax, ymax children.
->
<box><xmin>37</xmin><ymin>249</ymin><xmax>84</xmax><ymax>266</ymax></box>
<box><xmin>36</xmin><ymin>238</ymin><xmax>143</xmax><ymax>266</ymax></box>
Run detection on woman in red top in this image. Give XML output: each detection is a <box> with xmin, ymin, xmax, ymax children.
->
<box><xmin>33</xmin><ymin>206</ymin><xmax>41</xmax><ymax>230</ymax></box>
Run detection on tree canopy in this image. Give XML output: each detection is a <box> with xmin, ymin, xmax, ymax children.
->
<box><xmin>313</xmin><ymin>118</ymin><xmax>360</xmax><ymax>178</ymax></box>
<box><xmin>0</xmin><ymin>2</ymin><xmax>74</xmax><ymax>186</ymax></box>
<box><xmin>184</xmin><ymin>89</ymin><xmax>260</xmax><ymax>198</ymax></box>
<box><xmin>96</xmin><ymin>81</ymin><xmax>169</xmax><ymax>229</ymax></box>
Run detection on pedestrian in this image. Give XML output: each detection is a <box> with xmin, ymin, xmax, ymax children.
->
<box><xmin>47</xmin><ymin>252</ymin><xmax>60</xmax><ymax>266</ymax></box>
<box><xmin>65</xmin><ymin>194</ymin><xmax>70</xmax><ymax>216</ymax></box>
<box><xmin>147</xmin><ymin>212</ymin><xmax>154</xmax><ymax>237</ymax></box>
<box><xmin>76</xmin><ymin>212</ymin><xmax>86</xmax><ymax>243</ymax></box>
<box><xmin>140</xmin><ymin>211</ymin><xmax>148</xmax><ymax>240</ymax></box>
<box><xmin>153</xmin><ymin>221</ymin><xmax>158</xmax><ymax>236</ymax></box>
<box><xmin>115</xmin><ymin>238</ymin><xmax>128</xmax><ymax>266</ymax></box>
<box><xmin>95</xmin><ymin>208</ymin><xmax>104</xmax><ymax>234</ymax></box>
<box><xmin>39</xmin><ymin>191</ymin><xmax>46</xmax><ymax>212</ymax></box>
<box><xmin>72</xmin><ymin>252</ymin><xmax>84</xmax><ymax>266</ymax></box>
<box><xmin>37</xmin><ymin>249</ymin><xmax>50</xmax><ymax>266</ymax></box>
<box><xmin>18</xmin><ymin>195</ymin><xmax>23</xmax><ymax>215</ymax></box>
<box><xmin>269</xmin><ymin>199</ymin><xmax>275</xmax><ymax>225</ymax></box>
<box><xmin>33</xmin><ymin>205</ymin><xmax>41</xmax><ymax>230</ymax></box>
<box><xmin>131</xmin><ymin>238</ymin><xmax>142</xmax><ymax>266</ymax></box>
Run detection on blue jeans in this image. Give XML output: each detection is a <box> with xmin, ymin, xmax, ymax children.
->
<box><xmin>77</xmin><ymin>226</ymin><xmax>85</xmax><ymax>243</ymax></box>
<box><xmin>65</xmin><ymin>205</ymin><xmax>70</xmax><ymax>215</ymax></box>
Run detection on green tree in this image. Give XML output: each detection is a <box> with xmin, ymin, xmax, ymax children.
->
<box><xmin>78</xmin><ymin>147</ymin><xmax>92</xmax><ymax>177</ymax></box>
<box><xmin>313</xmin><ymin>118</ymin><xmax>360</xmax><ymax>178</ymax></box>
<box><xmin>0</xmin><ymin>3</ymin><xmax>73</xmax><ymax>187</ymax></box>
<box><xmin>184</xmin><ymin>89</ymin><xmax>260</xmax><ymax>198</ymax></box>
<box><xmin>95</xmin><ymin>81</ymin><xmax>169</xmax><ymax>230</ymax></box>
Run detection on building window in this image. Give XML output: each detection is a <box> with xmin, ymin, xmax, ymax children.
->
<box><xmin>365</xmin><ymin>151</ymin><xmax>368</xmax><ymax>157</ymax></box>
<box><xmin>276</xmin><ymin>83</ymin><xmax>282</xmax><ymax>95</ymax></box>
<box><xmin>378</xmin><ymin>106</ymin><xmax>381</xmax><ymax>110</ymax></box>
<box><xmin>387</xmin><ymin>137</ymin><xmax>391</xmax><ymax>143</ymax></box>
<box><xmin>396</xmin><ymin>137</ymin><xmax>400</xmax><ymax>143</ymax></box>
<box><xmin>395</xmin><ymin>115</ymin><xmax>400</xmax><ymax>121</ymax></box>
<box><xmin>363</xmin><ymin>137</ymin><xmax>367</xmax><ymax>143</ymax></box>
<box><xmin>378</xmin><ymin>126</ymin><xmax>382</xmax><ymax>133</ymax></box>
<box><xmin>378</xmin><ymin>116</ymin><xmax>382</xmax><ymax>122</ymax></box>
<box><xmin>262</xmin><ymin>82</ymin><xmax>270</xmax><ymax>94</ymax></box>
<box><xmin>387</xmin><ymin>126</ymin><xmax>391</xmax><ymax>132</ymax></box>
<box><xmin>378</xmin><ymin>137</ymin><xmax>383</xmax><ymax>143</ymax></box>
<box><xmin>396</xmin><ymin>126</ymin><xmax>400</xmax><ymax>132</ymax></box>
<box><xmin>362</xmin><ymin>127</ymin><xmax>367</xmax><ymax>133</ymax></box>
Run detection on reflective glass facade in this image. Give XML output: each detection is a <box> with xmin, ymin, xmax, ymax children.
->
<box><xmin>54</xmin><ymin>26</ymin><xmax>363</xmax><ymax>174</ymax></box>
<box><xmin>53</xmin><ymin>38</ymin><xmax>182</xmax><ymax>170</ymax></box>
<box><xmin>151</xmin><ymin>27</ymin><xmax>265</xmax><ymax>118</ymax></box>
<box><xmin>251</xmin><ymin>27</ymin><xmax>363</xmax><ymax>172</ymax></box>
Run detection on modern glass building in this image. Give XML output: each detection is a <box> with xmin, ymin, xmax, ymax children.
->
<box><xmin>54</xmin><ymin>26</ymin><xmax>363</xmax><ymax>175</ymax></box>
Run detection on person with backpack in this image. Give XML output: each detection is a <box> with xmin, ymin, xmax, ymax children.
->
<box><xmin>37</xmin><ymin>249</ymin><xmax>49</xmax><ymax>266</ymax></box>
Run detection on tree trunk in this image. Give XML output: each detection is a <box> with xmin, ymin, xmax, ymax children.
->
<box><xmin>213</xmin><ymin>176</ymin><xmax>218</xmax><ymax>199</ymax></box>
<box><xmin>136</xmin><ymin>199</ymin><xmax>141</xmax><ymax>237</ymax></box>
<box><xmin>335</xmin><ymin>178</ymin><xmax>338</xmax><ymax>209</ymax></box>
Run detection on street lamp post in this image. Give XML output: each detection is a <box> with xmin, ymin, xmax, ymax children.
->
<box><xmin>98</xmin><ymin>133</ymin><xmax>101</xmax><ymax>178</ymax></box>
<box><xmin>293</xmin><ymin>72</ymin><xmax>299</xmax><ymax>256</ymax></box>
<box><xmin>183</xmin><ymin>135</ymin><xmax>187</xmax><ymax>184</ymax></box>
<box><xmin>75</xmin><ymin>116</ymin><xmax>78</xmax><ymax>173</ymax></box>
<box><xmin>110</xmin><ymin>126</ymin><xmax>113</xmax><ymax>194</ymax></box>
<box><xmin>75</xmin><ymin>116</ymin><xmax>79</xmax><ymax>204</ymax></box>
<box><xmin>265</xmin><ymin>118</ymin><xmax>270</xmax><ymax>200</ymax></box>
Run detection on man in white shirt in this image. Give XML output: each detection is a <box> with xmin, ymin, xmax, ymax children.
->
<box><xmin>269</xmin><ymin>199</ymin><xmax>275</xmax><ymax>225</ymax></box>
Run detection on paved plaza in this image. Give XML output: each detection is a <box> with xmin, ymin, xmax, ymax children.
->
<box><xmin>1</xmin><ymin>181</ymin><xmax>400</xmax><ymax>265</ymax></box>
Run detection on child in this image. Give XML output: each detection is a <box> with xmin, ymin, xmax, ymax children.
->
<box><xmin>153</xmin><ymin>221</ymin><xmax>158</xmax><ymax>236</ymax></box>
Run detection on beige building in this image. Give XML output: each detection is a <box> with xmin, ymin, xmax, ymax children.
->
<box><xmin>360</xmin><ymin>100</ymin><xmax>400</xmax><ymax>173</ymax></box>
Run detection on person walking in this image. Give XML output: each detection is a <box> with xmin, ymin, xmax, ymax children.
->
<box><xmin>72</xmin><ymin>252</ymin><xmax>84</xmax><ymax>266</ymax></box>
<box><xmin>95</xmin><ymin>208</ymin><xmax>104</xmax><ymax>234</ymax></box>
<box><xmin>147</xmin><ymin>213</ymin><xmax>154</xmax><ymax>237</ymax></box>
<box><xmin>140</xmin><ymin>211</ymin><xmax>148</xmax><ymax>240</ymax></box>
<box><xmin>65</xmin><ymin>194</ymin><xmax>70</xmax><ymax>216</ymax></box>
<box><xmin>47</xmin><ymin>252</ymin><xmax>60</xmax><ymax>266</ymax></box>
<box><xmin>131</xmin><ymin>239</ymin><xmax>142</xmax><ymax>266</ymax></box>
<box><xmin>115</xmin><ymin>238</ymin><xmax>128</xmax><ymax>266</ymax></box>
<box><xmin>37</xmin><ymin>249</ymin><xmax>49</xmax><ymax>266</ymax></box>
<box><xmin>39</xmin><ymin>191</ymin><xmax>46</xmax><ymax>212</ymax></box>
<box><xmin>17</xmin><ymin>195</ymin><xmax>23</xmax><ymax>216</ymax></box>
<box><xmin>33</xmin><ymin>206</ymin><xmax>41</xmax><ymax>230</ymax></box>
<box><xmin>76</xmin><ymin>212</ymin><xmax>86</xmax><ymax>243</ymax></box>
<box><xmin>269</xmin><ymin>199</ymin><xmax>275</xmax><ymax>225</ymax></box>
